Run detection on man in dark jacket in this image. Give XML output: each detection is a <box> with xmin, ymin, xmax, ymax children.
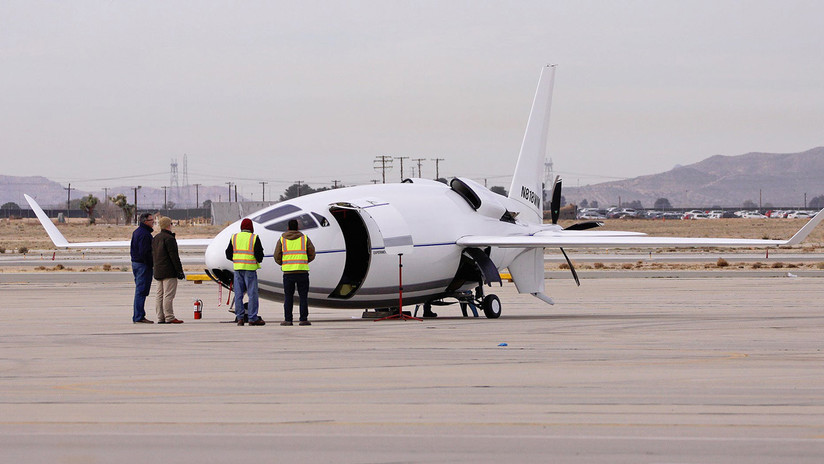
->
<box><xmin>152</xmin><ymin>216</ymin><xmax>185</xmax><ymax>324</ymax></box>
<box><xmin>130</xmin><ymin>212</ymin><xmax>155</xmax><ymax>323</ymax></box>
<box><xmin>274</xmin><ymin>219</ymin><xmax>316</xmax><ymax>326</ymax></box>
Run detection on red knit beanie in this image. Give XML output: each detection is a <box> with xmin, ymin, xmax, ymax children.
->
<box><xmin>240</xmin><ymin>218</ymin><xmax>253</xmax><ymax>232</ymax></box>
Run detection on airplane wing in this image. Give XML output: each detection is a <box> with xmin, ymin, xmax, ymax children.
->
<box><xmin>457</xmin><ymin>209</ymin><xmax>824</xmax><ymax>249</ymax></box>
<box><xmin>24</xmin><ymin>194</ymin><xmax>213</xmax><ymax>248</ymax></box>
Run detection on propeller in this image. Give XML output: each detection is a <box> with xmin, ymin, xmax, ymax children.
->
<box><xmin>549</xmin><ymin>176</ymin><xmax>580</xmax><ymax>286</ymax></box>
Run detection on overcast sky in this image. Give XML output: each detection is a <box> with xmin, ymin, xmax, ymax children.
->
<box><xmin>2</xmin><ymin>0</ymin><xmax>823</xmax><ymax>199</ymax></box>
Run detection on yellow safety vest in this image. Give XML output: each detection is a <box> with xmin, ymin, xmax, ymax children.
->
<box><xmin>232</xmin><ymin>232</ymin><xmax>260</xmax><ymax>271</ymax></box>
<box><xmin>281</xmin><ymin>235</ymin><xmax>309</xmax><ymax>272</ymax></box>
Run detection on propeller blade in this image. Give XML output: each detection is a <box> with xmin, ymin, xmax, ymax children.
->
<box><xmin>550</xmin><ymin>175</ymin><xmax>562</xmax><ymax>224</ymax></box>
<box><xmin>560</xmin><ymin>247</ymin><xmax>580</xmax><ymax>286</ymax></box>
<box><xmin>564</xmin><ymin>221</ymin><xmax>604</xmax><ymax>231</ymax></box>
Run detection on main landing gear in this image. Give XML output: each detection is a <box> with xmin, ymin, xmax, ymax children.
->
<box><xmin>419</xmin><ymin>285</ymin><xmax>502</xmax><ymax>319</ymax></box>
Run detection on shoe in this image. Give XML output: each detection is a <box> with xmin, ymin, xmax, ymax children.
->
<box><xmin>237</xmin><ymin>319</ymin><xmax>245</xmax><ymax>326</ymax></box>
<box><xmin>169</xmin><ymin>319</ymin><xmax>184</xmax><ymax>324</ymax></box>
<box><xmin>157</xmin><ymin>320</ymin><xmax>167</xmax><ymax>324</ymax></box>
<box><xmin>423</xmin><ymin>310</ymin><xmax>438</xmax><ymax>318</ymax></box>
<box><xmin>299</xmin><ymin>321</ymin><xmax>311</xmax><ymax>326</ymax></box>
<box><xmin>134</xmin><ymin>318</ymin><xmax>154</xmax><ymax>324</ymax></box>
<box><xmin>248</xmin><ymin>317</ymin><xmax>266</xmax><ymax>326</ymax></box>
<box><xmin>280</xmin><ymin>321</ymin><xmax>293</xmax><ymax>326</ymax></box>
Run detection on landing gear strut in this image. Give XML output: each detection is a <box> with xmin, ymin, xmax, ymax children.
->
<box><xmin>421</xmin><ymin>284</ymin><xmax>502</xmax><ymax>319</ymax></box>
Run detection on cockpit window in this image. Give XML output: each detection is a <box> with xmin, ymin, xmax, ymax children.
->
<box><xmin>250</xmin><ymin>204</ymin><xmax>300</xmax><ymax>224</ymax></box>
<box><xmin>265</xmin><ymin>213</ymin><xmax>318</xmax><ymax>232</ymax></box>
<box><xmin>312</xmin><ymin>212</ymin><xmax>330</xmax><ymax>227</ymax></box>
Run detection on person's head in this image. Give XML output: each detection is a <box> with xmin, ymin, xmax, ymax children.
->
<box><xmin>288</xmin><ymin>219</ymin><xmax>299</xmax><ymax>231</ymax></box>
<box><xmin>158</xmin><ymin>216</ymin><xmax>172</xmax><ymax>231</ymax></box>
<box><xmin>139</xmin><ymin>213</ymin><xmax>154</xmax><ymax>226</ymax></box>
<box><xmin>240</xmin><ymin>218</ymin><xmax>254</xmax><ymax>232</ymax></box>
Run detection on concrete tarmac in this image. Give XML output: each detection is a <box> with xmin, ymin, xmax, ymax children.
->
<box><xmin>1</xmin><ymin>273</ymin><xmax>822</xmax><ymax>463</ymax></box>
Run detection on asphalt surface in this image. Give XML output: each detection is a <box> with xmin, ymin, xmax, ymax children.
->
<box><xmin>1</xmin><ymin>273</ymin><xmax>822</xmax><ymax>463</ymax></box>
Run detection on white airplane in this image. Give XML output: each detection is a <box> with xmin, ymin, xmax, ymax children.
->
<box><xmin>25</xmin><ymin>65</ymin><xmax>824</xmax><ymax>318</ymax></box>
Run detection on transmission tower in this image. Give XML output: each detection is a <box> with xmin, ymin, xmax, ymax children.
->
<box><xmin>170</xmin><ymin>158</ymin><xmax>180</xmax><ymax>208</ymax></box>
<box><xmin>543</xmin><ymin>158</ymin><xmax>554</xmax><ymax>203</ymax></box>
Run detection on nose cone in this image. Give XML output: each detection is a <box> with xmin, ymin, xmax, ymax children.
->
<box><xmin>205</xmin><ymin>227</ymin><xmax>234</xmax><ymax>271</ymax></box>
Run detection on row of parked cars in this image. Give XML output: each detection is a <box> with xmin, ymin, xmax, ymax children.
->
<box><xmin>577</xmin><ymin>207</ymin><xmax>819</xmax><ymax>220</ymax></box>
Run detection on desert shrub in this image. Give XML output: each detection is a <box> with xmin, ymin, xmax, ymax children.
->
<box><xmin>787</xmin><ymin>263</ymin><xmax>798</xmax><ymax>268</ymax></box>
<box><xmin>771</xmin><ymin>262</ymin><xmax>784</xmax><ymax>269</ymax></box>
<box><xmin>103</xmin><ymin>263</ymin><xmax>112</xmax><ymax>271</ymax></box>
<box><xmin>53</xmin><ymin>264</ymin><xmax>64</xmax><ymax>270</ymax></box>
<box><xmin>18</xmin><ymin>246</ymin><xmax>28</xmax><ymax>254</ymax></box>
<box><xmin>817</xmin><ymin>262</ymin><xmax>824</xmax><ymax>270</ymax></box>
<box><xmin>0</xmin><ymin>246</ymin><xmax>5</xmax><ymax>253</ymax></box>
<box><xmin>752</xmin><ymin>262</ymin><xmax>763</xmax><ymax>269</ymax></box>
<box><xmin>716</xmin><ymin>258</ymin><xmax>729</xmax><ymax>267</ymax></box>
<box><xmin>593</xmin><ymin>262</ymin><xmax>604</xmax><ymax>269</ymax></box>
<box><xmin>35</xmin><ymin>266</ymin><xmax>46</xmax><ymax>270</ymax></box>
<box><xmin>621</xmin><ymin>263</ymin><xmax>633</xmax><ymax>269</ymax></box>
<box><xmin>559</xmin><ymin>263</ymin><xmax>570</xmax><ymax>270</ymax></box>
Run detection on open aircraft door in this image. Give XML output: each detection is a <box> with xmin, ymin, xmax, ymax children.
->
<box><xmin>328</xmin><ymin>198</ymin><xmax>413</xmax><ymax>299</ymax></box>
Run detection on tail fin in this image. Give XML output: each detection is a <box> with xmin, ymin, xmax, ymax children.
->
<box><xmin>508</xmin><ymin>65</ymin><xmax>556</xmax><ymax>224</ymax></box>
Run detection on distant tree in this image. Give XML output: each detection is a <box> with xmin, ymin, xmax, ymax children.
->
<box><xmin>1</xmin><ymin>202</ymin><xmax>21</xmax><ymax>210</ymax></box>
<box><xmin>742</xmin><ymin>200</ymin><xmax>757</xmax><ymax>209</ymax></box>
<box><xmin>810</xmin><ymin>195</ymin><xmax>824</xmax><ymax>209</ymax></box>
<box><xmin>79</xmin><ymin>194</ymin><xmax>99</xmax><ymax>224</ymax></box>
<box><xmin>435</xmin><ymin>178</ymin><xmax>448</xmax><ymax>184</ymax></box>
<box><xmin>560</xmin><ymin>195</ymin><xmax>567</xmax><ymax>207</ymax></box>
<box><xmin>165</xmin><ymin>201</ymin><xmax>176</xmax><ymax>210</ymax></box>
<box><xmin>490</xmin><ymin>186</ymin><xmax>507</xmax><ymax>197</ymax></box>
<box><xmin>202</xmin><ymin>199</ymin><xmax>212</xmax><ymax>209</ymax></box>
<box><xmin>579</xmin><ymin>199</ymin><xmax>589</xmax><ymax>208</ymax></box>
<box><xmin>111</xmin><ymin>194</ymin><xmax>135</xmax><ymax>224</ymax></box>
<box><xmin>280</xmin><ymin>183</ymin><xmax>316</xmax><ymax>201</ymax></box>
<box><xmin>653</xmin><ymin>198</ymin><xmax>672</xmax><ymax>209</ymax></box>
<box><xmin>590</xmin><ymin>200</ymin><xmax>599</xmax><ymax>208</ymax></box>
<box><xmin>625</xmin><ymin>200</ymin><xmax>643</xmax><ymax>209</ymax></box>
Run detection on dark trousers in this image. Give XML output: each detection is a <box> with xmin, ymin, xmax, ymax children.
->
<box><xmin>283</xmin><ymin>273</ymin><xmax>309</xmax><ymax>322</ymax></box>
<box><xmin>132</xmin><ymin>261</ymin><xmax>152</xmax><ymax>322</ymax></box>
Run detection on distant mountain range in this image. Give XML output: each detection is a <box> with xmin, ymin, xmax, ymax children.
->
<box><xmin>0</xmin><ymin>176</ymin><xmax>244</xmax><ymax>210</ymax></box>
<box><xmin>4</xmin><ymin>147</ymin><xmax>823</xmax><ymax>210</ymax></box>
<box><xmin>563</xmin><ymin>147</ymin><xmax>824</xmax><ymax>209</ymax></box>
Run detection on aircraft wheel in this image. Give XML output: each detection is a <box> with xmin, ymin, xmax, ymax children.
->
<box><xmin>482</xmin><ymin>294</ymin><xmax>501</xmax><ymax>319</ymax></box>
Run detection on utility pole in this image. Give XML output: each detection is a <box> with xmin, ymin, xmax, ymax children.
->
<box><xmin>193</xmin><ymin>183</ymin><xmax>201</xmax><ymax>208</ymax></box>
<box><xmin>431</xmin><ymin>157</ymin><xmax>445</xmax><ymax>180</ymax></box>
<box><xmin>64</xmin><ymin>183</ymin><xmax>75</xmax><ymax>215</ymax></box>
<box><xmin>412</xmin><ymin>158</ymin><xmax>425</xmax><ymax>178</ymax></box>
<box><xmin>373</xmin><ymin>155</ymin><xmax>393</xmax><ymax>184</ymax></box>
<box><xmin>394</xmin><ymin>156</ymin><xmax>410</xmax><ymax>181</ymax></box>
<box><xmin>296</xmin><ymin>180</ymin><xmax>304</xmax><ymax>197</ymax></box>
<box><xmin>103</xmin><ymin>187</ymin><xmax>109</xmax><ymax>204</ymax></box>
<box><xmin>234</xmin><ymin>184</ymin><xmax>238</xmax><ymax>202</ymax></box>
<box><xmin>225</xmin><ymin>182</ymin><xmax>233</xmax><ymax>202</ymax></box>
<box><xmin>161</xmin><ymin>186</ymin><xmax>168</xmax><ymax>209</ymax></box>
<box><xmin>259</xmin><ymin>181</ymin><xmax>268</xmax><ymax>202</ymax></box>
<box><xmin>804</xmin><ymin>192</ymin><xmax>807</xmax><ymax>209</ymax></box>
<box><xmin>332</xmin><ymin>180</ymin><xmax>341</xmax><ymax>189</ymax></box>
<box><xmin>133</xmin><ymin>186</ymin><xmax>141</xmax><ymax>224</ymax></box>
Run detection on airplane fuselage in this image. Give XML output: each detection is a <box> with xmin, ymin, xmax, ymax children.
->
<box><xmin>204</xmin><ymin>179</ymin><xmax>542</xmax><ymax>308</ymax></box>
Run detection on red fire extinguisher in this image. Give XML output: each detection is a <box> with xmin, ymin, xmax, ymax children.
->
<box><xmin>193</xmin><ymin>299</ymin><xmax>203</xmax><ymax>319</ymax></box>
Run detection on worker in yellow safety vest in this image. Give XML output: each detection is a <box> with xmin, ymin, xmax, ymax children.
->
<box><xmin>274</xmin><ymin>219</ymin><xmax>316</xmax><ymax>326</ymax></box>
<box><xmin>224</xmin><ymin>218</ymin><xmax>265</xmax><ymax>326</ymax></box>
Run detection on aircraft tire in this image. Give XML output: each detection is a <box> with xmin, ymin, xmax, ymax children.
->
<box><xmin>482</xmin><ymin>294</ymin><xmax>501</xmax><ymax>319</ymax></box>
